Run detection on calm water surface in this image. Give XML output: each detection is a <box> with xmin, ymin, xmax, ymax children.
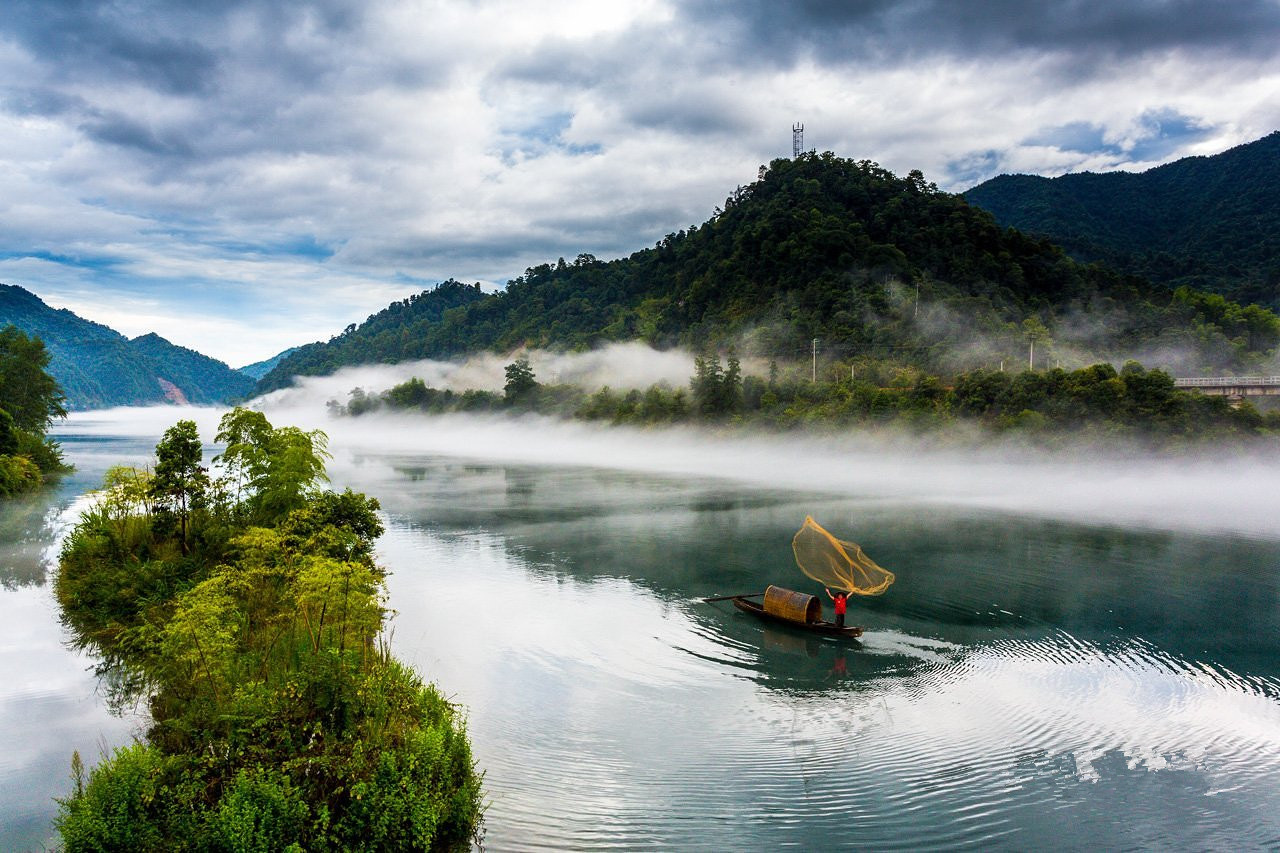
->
<box><xmin>2</xmin><ymin>419</ymin><xmax>1279</xmax><ymax>850</ymax></box>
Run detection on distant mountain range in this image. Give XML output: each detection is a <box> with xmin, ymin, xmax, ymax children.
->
<box><xmin>238</xmin><ymin>347</ymin><xmax>301</xmax><ymax>380</ymax></box>
<box><xmin>964</xmin><ymin>131</ymin><xmax>1280</xmax><ymax>307</ymax></box>
<box><xmin>0</xmin><ymin>284</ymin><xmax>255</xmax><ymax>409</ymax></box>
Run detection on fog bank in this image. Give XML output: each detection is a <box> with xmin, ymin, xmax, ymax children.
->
<box><xmin>256</xmin><ymin>343</ymin><xmax>708</xmax><ymax>410</ymax></box>
<box><xmin>60</xmin><ymin>403</ymin><xmax>1280</xmax><ymax>540</ymax></box>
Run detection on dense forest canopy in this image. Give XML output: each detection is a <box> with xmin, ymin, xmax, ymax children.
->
<box><xmin>964</xmin><ymin>131</ymin><xmax>1280</xmax><ymax>308</ymax></box>
<box><xmin>257</xmin><ymin>151</ymin><xmax>1280</xmax><ymax>395</ymax></box>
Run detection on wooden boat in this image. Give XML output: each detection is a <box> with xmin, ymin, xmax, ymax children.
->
<box><xmin>730</xmin><ymin>586</ymin><xmax>863</xmax><ymax>638</ymax></box>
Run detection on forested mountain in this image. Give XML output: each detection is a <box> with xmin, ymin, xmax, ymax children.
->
<box><xmin>258</xmin><ymin>151</ymin><xmax>1280</xmax><ymax>394</ymax></box>
<box><xmin>0</xmin><ymin>284</ymin><xmax>255</xmax><ymax>409</ymax></box>
<box><xmin>127</xmin><ymin>333</ymin><xmax>256</xmax><ymax>404</ymax></box>
<box><xmin>964</xmin><ymin>131</ymin><xmax>1280</xmax><ymax>307</ymax></box>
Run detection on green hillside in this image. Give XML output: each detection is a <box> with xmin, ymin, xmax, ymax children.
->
<box><xmin>964</xmin><ymin>131</ymin><xmax>1280</xmax><ymax>306</ymax></box>
<box><xmin>128</xmin><ymin>332</ymin><xmax>256</xmax><ymax>403</ymax></box>
<box><xmin>258</xmin><ymin>151</ymin><xmax>1280</xmax><ymax>394</ymax></box>
<box><xmin>0</xmin><ymin>284</ymin><xmax>255</xmax><ymax>409</ymax></box>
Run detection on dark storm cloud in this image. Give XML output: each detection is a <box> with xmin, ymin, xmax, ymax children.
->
<box><xmin>1</xmin><ymin>0</ymin><xmax>372</xmax><ymax>95</ymax></box>
<box><xmin>3</xmin><ymin>0</ymin><xmax>221</xmax><ymax>94</ymax></box>
<box><xmin>678</xmin><ymin>0</ymin><xmax>1280</xmax><ymax>65</ymax></box>
<box><xmin>0</xmin><ymin>0</ymin><xmax>409</xmax><ymax>171</ymax></box>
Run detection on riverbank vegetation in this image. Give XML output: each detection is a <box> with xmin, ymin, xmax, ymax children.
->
<box><xmin>54</xmin><ymin>409</ymin><xmax>482</xmax><ymax>851</ymax></box>
<box><xmin>329</xmin><ymin>353</ymin><xmax>1279</xmax><ymax>450</ymax></box>
<box><xmin>0</xmin><ymin>324</ymin><xmax>68</xmax><ymax>495</ymax></box>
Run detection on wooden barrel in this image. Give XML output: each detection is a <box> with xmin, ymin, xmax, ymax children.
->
<box><xmin>763</xmin><ymin>585</ymin><xmax>821</xmax><ymax>624</ymax></box>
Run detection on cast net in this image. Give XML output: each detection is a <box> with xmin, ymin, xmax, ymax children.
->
<box><xmin>791</xmin><ymin>516</ymin><xmax>895</xmax><ymax>596</ymax></box>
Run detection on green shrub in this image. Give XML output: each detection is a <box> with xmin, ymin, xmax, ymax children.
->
<box><xmin>214</xmin><ymin>770</ymin><xmax>309</xmax><ymax>853</ymax></box>
<box><xmin>55</xmin><ymin>743</ymin><xmax>168</xmax><ymax>852</ymax></box>
<box><xmin>0</xmin><ymin>453</ymin><xmax>42</xmax><ymax>495</ymax></box>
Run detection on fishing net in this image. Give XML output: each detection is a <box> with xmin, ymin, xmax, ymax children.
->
<box><xmin>791</xmin><ymin>516</ymin><xmax>895</xmax><ymax>596</ymax></box>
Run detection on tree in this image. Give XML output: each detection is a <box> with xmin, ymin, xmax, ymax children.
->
<box><xmin>150</xmin><ymin>420</ymin><xmax>209</xmax><ymax>554</ymax></box>
<box><xmin>691</xmin><ymin>351</ymin><xmax>724</xmax><ymax>416</ymax></box>
<box><xmin>504</xmin><ymin>356</ymin><xmax>538</xmax><ymax>405</ymax></box>
<box><xmin>215</xmin><ymin>408</ymin><xmax>330</xmax><ymax>523</ymax></box>
<box><xmin>723</xmin><ymin>350</ymin><xmax>743</xmax><ymax>412</ymax></box>
<box><xmin>0</xmin><ymin>408</ymin><xmax>17</xmax><ymax>456</ymax></box>
<box><xmin>0</xmin><ymin>325</ymin><xmax>66</xmax><ymax>432</ymax></box>
<box><xmin>690</xmin><ymin>349</ymin><xmax>742</xmax><ymax>416</ymax></box>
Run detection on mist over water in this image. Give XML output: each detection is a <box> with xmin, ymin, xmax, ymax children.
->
<box><xmin>60</xmin><ymin>399</ymin><xmax>1280</xmax><ymax>540</ymax></box>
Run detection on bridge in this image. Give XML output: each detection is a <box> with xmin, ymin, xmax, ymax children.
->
<box><xmin>1174</xmin><ymin>376</ymin><xmax>1280</xmax><ymax>398</ymax></box>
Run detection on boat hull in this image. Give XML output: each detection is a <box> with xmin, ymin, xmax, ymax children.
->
<box><xmin>731</xmin><ymin>596</ymin><xmax>863</xmax><ymax>638</ymax></box>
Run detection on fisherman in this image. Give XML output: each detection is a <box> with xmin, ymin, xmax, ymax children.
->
<box><xmin>825</xmin><ymin>587</ymin><xmax>848</xmax><ymax>627</ymax></box>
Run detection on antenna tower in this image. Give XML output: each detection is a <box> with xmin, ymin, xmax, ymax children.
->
<box><xmin>792</xmin><ymin>122</ymin><xmax>804</xmax><ymax>158</ymax></box>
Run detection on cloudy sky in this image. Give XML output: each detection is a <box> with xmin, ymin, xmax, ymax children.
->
<box><xmin>2</xmin><ymin>0</ymin><xmax>1278</xmax><ymax>366</ymax></box>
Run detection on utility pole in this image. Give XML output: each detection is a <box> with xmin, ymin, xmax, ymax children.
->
<box><xmin>812</xmin><ymin>338</ymin><xmax>819</xmax><ymax>382</ymax></box>
<box><xmin>914</xmin><ymin>282</ymin><xmax>919</xmax><ymax>320</ymax></box>
<box><xmin>1029</xmin><ymin>340</ymin><xmax>1034</xmax><ymax>371</ymax></box>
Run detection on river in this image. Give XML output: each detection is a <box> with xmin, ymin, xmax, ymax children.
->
<box><xmin>3</xmin><ymin>410</ymin><xmax>1279</xmax><ymax>850</ymax></box>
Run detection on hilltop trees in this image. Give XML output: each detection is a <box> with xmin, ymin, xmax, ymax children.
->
<box><xmin>964</xmin><ymin>131</ymin><xmax>1280</xmax><ymax>307</ymax></box>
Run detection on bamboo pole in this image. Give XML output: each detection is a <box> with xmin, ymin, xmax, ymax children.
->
<box><xmin>701</xmin><ymin>592</ymin><xmax>764</xmax><ymax>603</ymax></box>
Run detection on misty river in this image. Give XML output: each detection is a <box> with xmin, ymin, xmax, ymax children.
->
<box><xmin>3</xmin><ymin>409</ymin><xmax>1280</xmax><ymax>850</ymax></box>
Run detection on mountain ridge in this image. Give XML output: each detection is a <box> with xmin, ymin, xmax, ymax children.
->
<box><xmin>963</xmin><ymin>131</ymin><xmax>1280</xmax><ymax>306</ymax></box>
<box><xmin>0</xmin><ymin>284</ymin><xmax>256</xmax><ymax>409</ymax></box>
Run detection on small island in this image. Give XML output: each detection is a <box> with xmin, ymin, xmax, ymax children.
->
<box><xmin>54</xmin><ymin>409</ymin><xmax>483</xmax><ymax>850</ymax></box>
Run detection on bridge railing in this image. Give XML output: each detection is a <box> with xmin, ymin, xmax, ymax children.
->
<box><xmin>1174</xmin><ymin>376</ymin><xmax>1280</xmax><ymax>387</ymax></box>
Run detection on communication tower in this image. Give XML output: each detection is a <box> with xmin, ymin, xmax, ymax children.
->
<box><xmin>792</xmin><ymin>122</ymin><xmax>804</xmax><ymax>158</ymax></box>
